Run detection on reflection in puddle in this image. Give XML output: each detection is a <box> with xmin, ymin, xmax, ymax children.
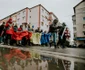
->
<box><xmin>0</xmin><ymin>47</ymin><xmax>85</xmax><ymax>70</ymax></box>
<box><xmin>74</xmin><ymin>62</ymin><xmax>85</xmax><ymax>70</ymax></box>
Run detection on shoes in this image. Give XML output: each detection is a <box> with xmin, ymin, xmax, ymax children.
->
<box><xmin>54</xmin><ymin>45</ymin><xmax>57</xmax><ymax>49</ymax></box>
<box><xmin>0</xmin><ymin>42</ymin><xmax>4</xmax><ymax>45</ymax></box>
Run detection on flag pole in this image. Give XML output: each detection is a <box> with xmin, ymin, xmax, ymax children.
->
<box><xmin>61</xmin><ymin>26</ymin><xmax>67</xmax><ymax>39</ymax></box>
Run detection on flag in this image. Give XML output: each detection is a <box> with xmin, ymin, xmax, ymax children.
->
<box><xmin>6</xmin><ymin>27</ymin><xmax>14</xmax><ymax>35</ymax></box>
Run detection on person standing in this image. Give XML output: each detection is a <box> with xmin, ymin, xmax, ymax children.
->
<box><xmin>11</xmin><ymin>23</ymin><xmax>18</xmax><ymax>45</ymax></box>
<box><xmin>49</xmin><ymin>19</ymin><xmax>58</xmax><ymax>49</ymax></box>
<box><xmin>5</xmin><ymin>16</ymin><xmax>14</xmax><ymax>45</ymax></box>
<box><xmin>17</xmin><ymin>25</ymin><xmax>23</xmax><ymax>46</ymax></box>
<box><xmin>0</xmin><ymin>22</ymin><xmax>5</xmax><ymax>44</ymax></box>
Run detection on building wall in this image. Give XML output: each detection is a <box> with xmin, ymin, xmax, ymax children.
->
<box><xmin>0</xmin><ymin>5</ymin><xmax>59</xmax><ymax>32</ymax></box>
<box><xmin>72</xmin><ymin>15</ymin><xmax>77</xmax><ymax>38</ymax></box>
<box><xmin>51</xmin><ymin>14</ymin><xmax>60</xmax><ymax>26</ymax></box>
<box><xmin>29</xmin><ymin>6</ymin><xmax>39</xmax><ymax>30</ymax></box>
<box><xmin>0</xmin><ymin>8</ymin><xmax>28</xmax><ymax>28</ymax></box>
<box><xmin>40</xmin><ymin>6</ymin><xmax>50</xmax><ymax>32</ymax></box>
<box><xmin>51</xmin><ymin>14</ymin><xmax>56</xmax><ymax>22</ymax></box>
<box><xmin>16</xmin><ymin>9</ymin><xmax>27</xmax><ymax>27</ymax></box>
<box><xmin>75</xmin><ymin>1</ymin><xmax>85</xmax><ymax>37</ymax></box>
<box><xmin>11</xmin><ymin>13</ymin><xmax>17</xmax><ymax>26</ymax></box>
<box><xmin>72</xmin><ymin>1</ymin><xmax>85</xmax><ymax>45</ymax></box>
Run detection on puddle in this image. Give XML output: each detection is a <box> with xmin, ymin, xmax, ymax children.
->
<box><xmin>0</xmin><ymin>47</ymin><xmax>85</xmax><ymax>70</ymax></box>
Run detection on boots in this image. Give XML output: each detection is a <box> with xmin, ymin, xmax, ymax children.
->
<box><xmin>54</xmin><ymin>45</ymin><xmax>57</xmax><ymax>49</ymax></box>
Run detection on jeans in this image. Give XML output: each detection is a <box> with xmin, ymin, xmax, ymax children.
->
<box><xmin>51</xmin><ymin>33</ymin><xmax>58</xmax><ymax>48</ymax></box>
<box><xmin>0</xmin><ymin>36</ymin><xmax>3</xmax><ymax>43</ymax></box>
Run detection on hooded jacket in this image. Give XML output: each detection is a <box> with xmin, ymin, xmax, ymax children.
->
<box><xmin>49</xmin><ymin>19</ymin><xmax>58</xmax><ymax>33</ymax></box>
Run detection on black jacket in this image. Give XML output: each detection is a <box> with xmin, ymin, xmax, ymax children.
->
<box><xmin>13</xmin><ymin>26</ymin><xmax>18</xmax><ymax>32</ymax></box>
<box><xmin>49</xmin><ymin>23</ymin><xmax>58</xmax><ymax>33</ymax></box>
<box><xmin>0</xmin><ymin>25</ymin><xmax>4</xmax><ymax>35</ymax></box>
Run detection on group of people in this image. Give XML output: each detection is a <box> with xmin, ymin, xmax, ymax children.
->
<box><xmin>0</xmin><ymin>17</ymin><xmax>33</xmax><ymax>46</ymax></box>
<box><xmin>0</xmin><ymin>16</ymin><xmax>69</xmax><ymax>49</ymax></box>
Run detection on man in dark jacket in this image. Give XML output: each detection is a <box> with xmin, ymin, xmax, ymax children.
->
<box><xmin>0</xmin><ymin>22</ymin><xmax>5</xmax><ymax>44</ymax></box>
<box><xmin>49</xmin><ymin>19</ymin><xmax>58</xmax><ymax>49</ymax></box>
<box><xmin>56</xmin><ymin>23</ymin><xmax>66</xmax><ymax>48</ymax></box>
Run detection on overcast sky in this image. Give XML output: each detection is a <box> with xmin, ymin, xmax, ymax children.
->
<box><xmin>0</xmin><ymin>0</ymin><xmax>82</xmax><ymax>40</ymax></box>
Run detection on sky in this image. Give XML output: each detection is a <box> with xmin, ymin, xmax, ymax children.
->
<box><xmin>0</xmin><ymin>0</ymin><xmax>82</xmax><ymax>40</ymax></box>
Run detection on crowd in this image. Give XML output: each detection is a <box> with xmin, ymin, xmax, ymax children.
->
<box><xmin>0</xmin><ymin>16</ymin><xmax>69</xmax><ymax>49</ymax></box>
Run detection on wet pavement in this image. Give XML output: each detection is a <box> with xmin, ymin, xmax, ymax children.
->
<box><xmin>32</xmin><ymin>47</ymin><xmax>85</xmax><ymax>59</ymax></box>
<box><xmin>0</xmin><ymin>45</ymin><xmax>85</xmax><ymax>70</ymax></box>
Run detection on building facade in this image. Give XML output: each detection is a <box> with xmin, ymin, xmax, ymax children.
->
<box><xmin>72</xmin><ymin>0</ymin><xmax>85</xmax><ymax>46</ymax></box>
<box><xmin>0</xmin><ymin>4</ymin><xmax>60</xmax><ymax>32</ymax></box>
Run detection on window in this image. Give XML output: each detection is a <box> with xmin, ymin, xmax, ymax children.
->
<box><xmin>83</xmin><ymin>17</ymin><xmax>85</xmax><ymax>20</ymax></box>
<box><xmin>73</xmin><ymin>22</ymin><xmax>76</xmax><ymax>25</ymax></box>
<box><xmin>74</xmin><ymin>33</ymin><xmax>77</xmax><ymax>37</ymax></box>
<box><xmin>42</xmin><ymin>9</ymin><xmax>44</xmax><ymax>12</ymax></box>
<box><xmin>42</xmin><ymin>15</ymin><xmax>44</xmax><ymax>17</ymax></box>
<box><xmin>41</xmin><ymin>22</ymin><xmax>44</xmax><ymax>26</ymax></box>
<box><xmin>22</xmin><ymin>16</ymin><xmax>25</xmax><ymax>20</ymax></box>
<box><xmin>83</xmin><ymin>24</ymin><xmax>85</xmax><ymax>28</ymax></box>
<box><xmin>73</xmin><ymin>27</ymin><xmax>76</xmax><ymax>31</ymax></box>
<box><xmin>45</xmin><ymin>16</ymin><xmax>47</xmax><ymax>19</ymax></box>
<box><xmin>73</xmin><ymin>20</ymin><xmax>76</xmax><ymax>25</ymax></box>
<box><xmin>30</xmin><ymin>16</ymin><xmax>31</xmax><ymax>18</ymax></box>
<box><xmin>83</xmin><ymin>31</ymin><xmax>85</xmax><ymax>35</ymax></box>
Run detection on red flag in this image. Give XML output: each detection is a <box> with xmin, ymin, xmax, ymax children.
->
<box><xmin>25</xmin><ymin>31</ymin><xmax>32</xmax><ymax>39</ymax></box>
<box><xmin>24</xmin><ymin>51</ymin><xmax>31</xmax><ymax>58</ymax></box>
<box><xmin>6</xmin><ymin>27</ymin><xmax>14</xmax><ymax>35</ymax></box>
<box><xmin>4</xmin><ymin>49</ymin><xmax>27</xmax><ymax>61</ymax></box>
<box><xmin>11</xmin><ymin>31</ymin><xmax>22</xmax><ymax>40</ymax></box>
<box><xmin>5</xmin><ymin>23</ymin><xmax>9</xmax><ymax>27</ymax></box>
<box><xmin>20</xmin><ymin>31</ymin><xmax>28</xmax><ymax>38</ymax></box>
<box><xmin>4</xmin><ymin>54</ymin><xmax>13</xmax><ymax>62</ymax></box>
<box><xmin>12</xmin><ymin>31</ymin><xmax>32</xmax><ymax>40</ymax></box>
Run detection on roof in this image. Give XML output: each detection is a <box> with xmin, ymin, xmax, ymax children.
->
<box><xmin>73</xmin><ymin>0</ymin><xmax>85</xmax><ymax>13</ymax></box>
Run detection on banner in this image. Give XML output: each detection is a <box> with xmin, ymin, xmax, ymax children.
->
<box><xmin>11</xmin><ymin>31</ymin><xmax>32</xmax><ymax>40</ymax></box>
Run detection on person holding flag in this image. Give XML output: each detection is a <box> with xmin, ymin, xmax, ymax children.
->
<box><xmin>5</xmin><ymin>16</ymin><xmax>14</xmax><ymax>45</ymax></box>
